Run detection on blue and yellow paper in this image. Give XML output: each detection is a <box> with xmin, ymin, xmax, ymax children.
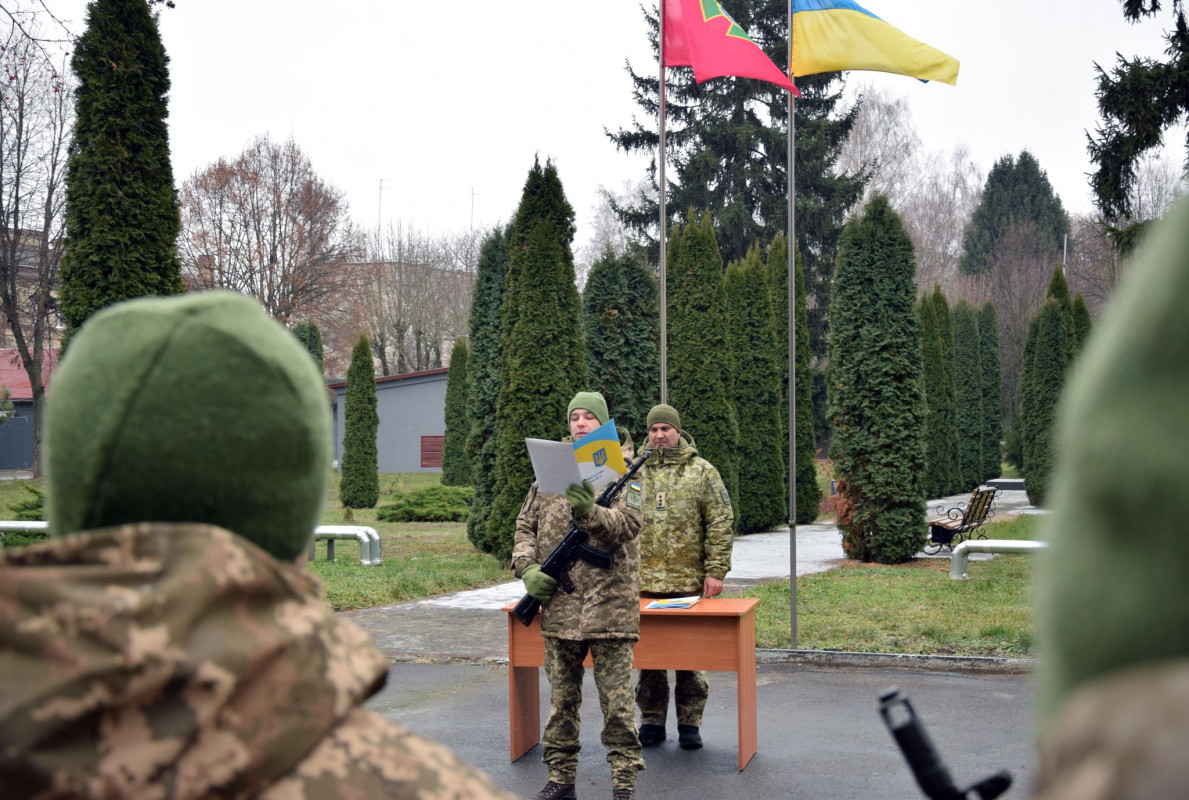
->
<box><xmin>572</xmin><ymin>418</ymin><xmax>627</xmax><ymax>490</ymax></box>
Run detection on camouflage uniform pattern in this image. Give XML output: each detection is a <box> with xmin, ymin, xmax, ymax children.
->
<box><xmin>0</xmin><ymin>523</ymin><xmax>514</xmax><ymax>800</ymax></box>
<box><xmin>543</xmin><ymin>639</ymin><xmax>643</xmax><ymax>789</ymax></box>
<box><xmin>637</xmin><ymin>433</ymin><xmax>733</xmax><ymax>729</ymax></box>
<box><xmin>512</xmin><ymin>433</ymin><xmax>643</xmax><ymax>788</ymax></box>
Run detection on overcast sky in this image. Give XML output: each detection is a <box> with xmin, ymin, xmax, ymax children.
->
<box><xmin>35</xmin><ymin>0</ymin><xmax>1184</xmax><ymax>255</ymax></box>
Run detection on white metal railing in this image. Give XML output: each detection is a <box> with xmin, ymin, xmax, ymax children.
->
<box><xmin>950</xmin><ymin>539</ymin><xmax>1048</xmax><ymax>580</ymax></box>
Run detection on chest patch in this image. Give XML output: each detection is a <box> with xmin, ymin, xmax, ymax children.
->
<box><xmin>654</xmin><ymin>491</ymin><xmax>667</xmax><ymax>511</ymax></box>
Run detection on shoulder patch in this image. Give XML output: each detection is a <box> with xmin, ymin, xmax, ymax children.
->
<box><xmin>626</xmin><ymin>482</ymin><xmax>642</xmax><ymax>510</ymax></box>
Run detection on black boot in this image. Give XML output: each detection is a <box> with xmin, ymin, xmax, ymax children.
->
<box><xmin>637</xmin><ymin>723</ymin><xmax>666</xmax><ymax>746</ymax></box>
<box><xmin>531</xmin><ymin>780</ymin><xmax>577</xmax><ymax>800</ymax></box>
<box><xmin>612</xmin><ymin>788</ymin><xmax>634</xmax><ymax>800</ymax></box>
<box><xmin>678</xmin><ymin>724</ymin><xmax>702</xmax><ymax>750</ymax></box>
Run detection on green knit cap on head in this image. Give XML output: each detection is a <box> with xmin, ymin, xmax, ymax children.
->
<box><xmin>647</xmin><ymin>403</ymin><xmax>681</xmax><ymax>430</ymax></box>
<box><xmin>567</xmin><ymin>391</ymin><xmax>609</xmax><ymax>425</ymax></box>
<box><xmin>44</xmin><ymin>290</ymin><xmax>332</xmax><ymax>562</ymax></box>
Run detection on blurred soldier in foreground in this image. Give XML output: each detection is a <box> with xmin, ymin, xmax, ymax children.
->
<box><xmin>635</xmin><ymin>403</ymin><xmax>734</xmax><ymax>751</ymax></box>
<box><xmin>0</xmin><ymin>291</ymin><xmax>513</xmax><ymax>799</ymax></box>
<box><xmin>1033</xmin><ymin>199</ymin><xmax>1189</xmax><ymax>799</ymax></box>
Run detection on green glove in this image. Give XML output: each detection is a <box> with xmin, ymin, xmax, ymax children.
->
<box><xmin>522</xmin><ymin>564</ymin><xmax>558</xmax><ymax>602</ymax></box>
<box><xmin>566</xmin><ymin>480</ymin><xmax>596</xmax><ymax>518</ymax></box>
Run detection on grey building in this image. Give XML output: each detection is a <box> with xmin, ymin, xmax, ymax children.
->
<box><xmin>0</xmin><ymin>349</ymin><xmax>59</xmax><ymax>472</ymax></box>
<box><xmin>329</xmin><ymin>367</ymin><xmax>448</xmax><ymax>474</ymax></box>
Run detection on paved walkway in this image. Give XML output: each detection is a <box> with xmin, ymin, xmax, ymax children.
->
<box><xmin>344</xmin><ymin>489</ymin><xmax>1042</xmax><ymax>663</ymax></box>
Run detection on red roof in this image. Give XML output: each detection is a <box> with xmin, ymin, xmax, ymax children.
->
<box><xmin>0</xmin><ymin>348</ymin><xmax>59</xmax><ymax>401</ymax></box>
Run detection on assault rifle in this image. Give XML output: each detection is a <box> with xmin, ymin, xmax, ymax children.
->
<box><xmin>879</xmin><ymin>688</ymin><xmax>1012</xmax><ymax>800</ymax></box>
<box><xmin>512</xmin><ymin>450</ymin><xmax>650</xmax><ymax>627</ymax></box>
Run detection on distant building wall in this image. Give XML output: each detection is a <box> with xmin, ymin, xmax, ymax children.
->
<box><xmin>330</xmin><ymin>368</ymin><xmax>448</xmax><ymax>474</ymax></box>
<box><xmin>0</xmin><ymin>404</ymin><xmax>33</xmax><ymax>471</ymax></box>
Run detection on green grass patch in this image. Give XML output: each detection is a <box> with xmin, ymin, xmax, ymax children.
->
<box><xmin>735</xmin><ymin>515</ymin><xmax>1041</xmax><ymax>657</ymax></box>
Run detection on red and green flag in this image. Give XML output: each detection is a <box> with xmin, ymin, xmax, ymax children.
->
<box><xmin>664</xmin><ymin>0</ymin><xmax>800</xmax><ymax>95</ymax></box>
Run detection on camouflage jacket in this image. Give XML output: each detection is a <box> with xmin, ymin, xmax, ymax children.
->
<box><xmin>0</xmin><ymin>523</ymin><xmax>513</xmax><ymax>800</ymax></box>
<box><xmin>512</xmin><ymin>435</ymin><xmax>643</xmax><ymax>641</ymax></box>
<box><xmin>639</xmin><ymin>434</ymin><xmax>734</xmax><ymax>595</ymax></box>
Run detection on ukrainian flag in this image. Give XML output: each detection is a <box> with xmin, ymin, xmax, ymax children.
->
<box><xmin>573</xmin><ymin>418</ymin><xmax>627</xmax><ymax>484</ymax></box>
<box><xmin>791</xmin><ymin>0</ymin><xmax>959</xmax><ymax>85</ymax></box>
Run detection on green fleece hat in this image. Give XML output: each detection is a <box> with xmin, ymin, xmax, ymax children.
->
<box><xmin>1038</xmin><ymin>198</ymin><xmax>1189</xmax><ymax>720</ymax></box>
<box><xmin>646</xmin><ymin>403</ymin><xmax>681</xmax><ymax>430</ymax></box>
<box><xmin>45</xmin><ymin>291</ymin><xmax>332</xmax><ymax>561</ymax></box>
<box><xmin>567</xmin><ymin>391</ymin><xmax>609</xmax><ymax>425</ymax></box>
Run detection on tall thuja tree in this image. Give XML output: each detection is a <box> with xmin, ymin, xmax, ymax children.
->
<box><xmin>1070</xmin><ymin>293</ymin><xmax>1093</xmax><ymax>360</ymax></box>
<box><xmin>60</xmin><ymin>0</ymin><xmax>183</xmax><ymax>340</ymax></box>
<box><xmin>465</xmin><ymin>225</ymin><xmax>510</xmax><ymax>553</ymax></box>
<box><xmin>440</xmin><ymin>339</ymin><xmax>471</xmax><ymax>486</ymax></box>
<box><xmin>292</xmin><ymin>319</ymin><xmax>324</xmax><ymax>376</ymax></box>
<box><xmin>1019</xmin><ymin>298</ymin><xmax>1069</xmax><ymax>506</ymax></box>
<box><xmin>828</xmin><ymin>196</ymin><xmax>925</xmax><ymax>564</ymax></box>
<box><xmin>341</xmin><ymin>334</ymin><xmax>379</xmax><ymax>509</ymax></box>
<box><xmin>978</xmin><ymin>301</ymin><xmax>1003</xmax><ymax>482</ymax></box>
<box><xmin>917</xmin><ymin>287</ymin><xmax>959</xmax><ymax>499</ymax></box>
<box><xmin>582</xmin><ymin>249</ymin><xmax>659</xmax><ymax>437</ymax></box>
<box><xmin>726</xmin><ymin>245</ymin><xmax>785</xmax><ymax>533</ymax></box>
<box><xmin>667</xmin><ymin>213</ymin><xmax>739</xmax><ymax>508</ymax></box>
<box><xmin>488</xmin><ymin>160</ymin><xmax>585</xmax><ymax>561</ymax></box>
<box><xmin>766</xmin><ymin>234</ymin><xmax>819</xmax><ymax>523</ymax></box>
<box><xmin>952</xmin><ymin>301</ymin><xmax>984</xmax><ymax>492</ymax></box>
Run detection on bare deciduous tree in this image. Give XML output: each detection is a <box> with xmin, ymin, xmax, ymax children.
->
<box><xmin>0</xmin><ymin>20</ymin><xmax>70</xmax><ymax>476</ymax></box>
<box><xmin>178</xmin><ymin>134</ymin><xmax>361</xmax><ymax>325</ymax></box>
<box><xmin>902</xmin><ymin>146</ymin><xmax>983</xmax><ymax>294</ymax></box>
<box><xmin>836</xmin><ymin>86</ymin><xmax>921</xmax><ymax>216</ymax></box>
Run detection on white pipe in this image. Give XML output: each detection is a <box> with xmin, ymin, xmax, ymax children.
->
<box><xmin>0</xmin><ymin>521</ymin><xmax>48</xmax><ymax>533</ymax></box>
<box><xmin>950</xmin><ymin>539</ymin><xmax>1048</xmax><ymax>580</ymax></box>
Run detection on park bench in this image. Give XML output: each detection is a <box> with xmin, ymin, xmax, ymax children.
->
<box><xmin>924</xmin><ymin>486</ymin><xmax>999</xmax><ymax>555</ymax></box>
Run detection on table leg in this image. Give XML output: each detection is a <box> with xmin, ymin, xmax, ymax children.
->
<box><xmin>736</xmin><ymin>614</ymin><xmax>757</xmax><ymax>770</ymax></box>
<box><xmin>510</xmin><ymin>664</ymin><xmax>540</xmax><ymax>761</ymax></box>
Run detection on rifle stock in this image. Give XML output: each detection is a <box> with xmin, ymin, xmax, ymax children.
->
<box><xmin>513</xmin><ymin>450</ymin><xmax>650</xmax><ymax>627</ymax></box>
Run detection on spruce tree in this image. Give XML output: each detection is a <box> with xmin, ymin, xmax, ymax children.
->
<box><xmin>766</xmin><ymin>234</ymin><xmax>819</xmax><ymax>524</ymax></box>
<box><xmin>341</xmin><ymin>334</ymin><xmax>379</xmax><ymax>509</ymax></box>
<box><xmin>583</xmin><ymin>249</ymin><xmax>659</xmax><ymax>438</ymax></box>
<box><xmin>292</xmin><ymin>319</ymin><xmax>324</xmax><ymax>376</ymax></box>
<box><xmin>726</xmin><ymin>245</ymin><xmax>785</xmax><ymax>533</ymax></box>
<box><xmin>828</xmin><ymin>196</ymin><xmax>925</xmax><ymax>564</ymax></box>
<box><xmin>488</xmin><ymin>160</ymin><xmax>586</xmax><ymax>561</ymax></box>
<box><xmin>60</xmin><ymin>0</ymin><xmax>183</xmax><ymax>339</ymax></box>
<box><xmin>978</xmin><ymin>301</ymin><xmax>1004</xmax><ymax>481</ymax></box>
<box><xmin>1020</xmin><ymin>299</ymin><xmax>1069</xmax><ymax>506</ymax></box>
<box><xmin>440</xmin><ymin>339</ymin><xmax>471</xmax><ymax>486</ymax></box>
<box><xmin>917</xmin><ymin>287</ymin><xmax>959</xmax><ymax>498</ymax></box>
<box><xmin>952</xmin><ymin>301</ymin><xmax>984</xmax><ymax>492</ymax></box>
<box><xmin>465</xmin><ymin>226</ymin><xmax>510</xmax><ymax>553</ymax></box>
<box><xmin>667</xmin><ymin>212</ymin><xmax>740</xmax><ymax>511</ymax></box>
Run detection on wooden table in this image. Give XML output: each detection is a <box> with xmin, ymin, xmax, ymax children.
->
<box><xmin>502</xmin><ymin>597</ymin><xmax>759</xmax><ymax>770</ymax></box>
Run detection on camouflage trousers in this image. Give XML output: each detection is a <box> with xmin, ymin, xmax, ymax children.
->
<box><xmin>543</xmin><ymin>637</ymin><xmax>644</xmax><ymax>789</ymax></box>
<box><xmin>635</xmin><ymin>669</ymin><xmax>709</xmax><ymax>727</ymax></box>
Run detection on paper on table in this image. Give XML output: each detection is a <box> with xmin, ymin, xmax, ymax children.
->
<box><xmin>525</xmin><ymin>438</ymin><xmax>583</xmax><ymax>495</ymax></box>
<box><xmin>645</xmin><ymin>596</ymin><xmax>701</xmax><ymax>609</ymax></box>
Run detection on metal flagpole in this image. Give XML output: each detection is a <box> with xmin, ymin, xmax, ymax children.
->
<box><xmin>658</xmin><ymin>0</ymin><xmax>668</xmax><ymax>405</ymax></box>
<box><xmin>787</xmin><ymin>2</ymin><xmax>798</xmax><ymax>648</ymax></box>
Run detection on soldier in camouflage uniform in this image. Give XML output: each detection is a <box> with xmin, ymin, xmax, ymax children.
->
<box><xmin>0</xmin><ymin>292</ymin><xmax>513</xmax><ymax>800</ymax></box>
<box><xmin>1031</xmin><ymin>200</ymin><xmax>1189</xmax><ymax>799</ymax></box>
<box><xmin>635</xmin><ymin>404</ymin><xmax>733</xmax><ymax>752</ymax></box>
<box><xmin>512</xmin><ymin>392</ymin><xmax>645</xmax><ymax>800</ymax></box>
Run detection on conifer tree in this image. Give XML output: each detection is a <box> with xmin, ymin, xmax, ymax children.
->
<box><xmin>465</xmin><ymin>226</ymin><xmax>510</xmax><ymax>553</ymax></box>
<box><xmin>341</xmin><ymin>334</ymin><xmax>379</xmax><ymax>509</ymax></box>
<box><xmin>828</xmin><ymin>196</ymin><xmax>925</xmax><ymax>564</ymax></box>
<box><xmin>583</xmin><ymin>249</ymin><xmax>658</xmax><ymax>438</ymax></box>
<box><xmin>1071</xmin><ymin>293</ymin><xmax>1093</xmax><ymax>360</ymax></box>
<box><xmin>488</xmin><ymin>160</ymin><xmax>585</xmax><ymax>561</ymax></box>
<box><xmin>917</xmin><ymin>287</ymin><xmax>960</xmax><ymax>498</ymax></box>
<box><xmin>667</xmin><ymin>213</ymin><xmax>740</xmax><ymax>511</ymax></box>
<box><xmin>440</xmin><ymin>339</ymin><xmax>471</xmax><ymax>486</ymax></box>
<box><xmin>726</xmin><ymin>245</ymin><xmax>785</xmax><ymax>533</ymax></box>
<box><xmin>978</xmin><ymin>301</ymin><xmax>1003</xmax><ymax>481</ymax></box>
<box><xmin>766</xmin><ymin>235</ymin><xmax>820</xmax><ymax>523</ymax></box>
<box><xmin>952</xmin><ymin>301</ymin><xmax>984</xmax><ymax>491</ymax></box>
<box><xmin>292</xmin><ymin>319</ymin><xmax>324</xmax><ymax>376</ymax></box>
<box><xmin>1020</xmin><ymin>299</ymin><xmax>1069</xmax><ymax>506</ymax></box>
<box><xmin>60</xmin><ymin>0</ymin><xmax>183</xmax><ymax>340</ymax></box>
